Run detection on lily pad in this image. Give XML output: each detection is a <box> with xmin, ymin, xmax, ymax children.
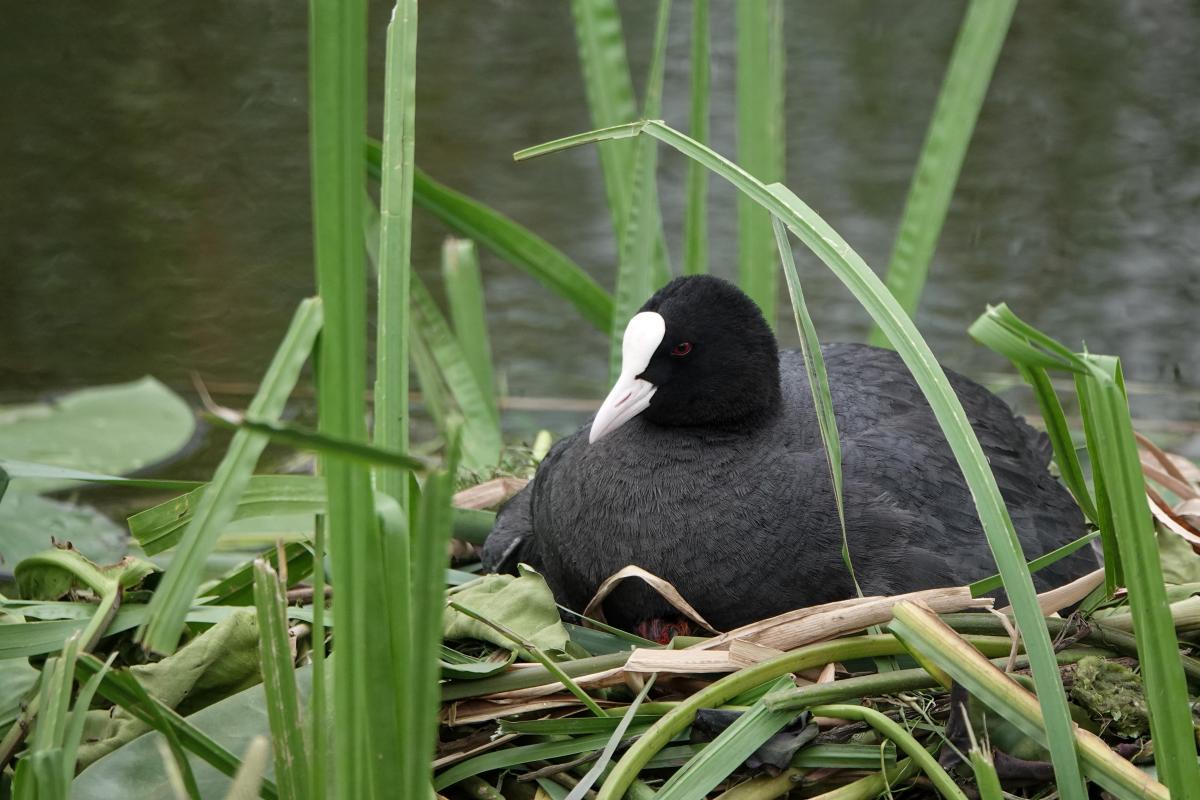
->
<box><xmin>0</xmin><ymin>377</ymin><xmax>195</xmax><ymax>495</ymax></box>
<box><xmin>76</xmin><ymin>610</ymin><xmax>263</xmax><ymax>768</ymax></box>
<box><xmin>0</xmin><ymin>600</ymin><xmax>39</xmax><ymax>729</ymax></box>
<box><xmin>0</xmin><ymin>493</ymin><xmax>126</xmax><ymax>577</ymax></box>
<box><xmin>72</xmin><ymin>664</ymin><xmax>324</xmax><ymax>800</ymax></box>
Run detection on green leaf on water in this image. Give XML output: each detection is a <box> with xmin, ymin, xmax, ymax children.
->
<box><xmin>0</xmin><ymin>377</ymin><xmax>195</xmax><ymax>495</ymax></box>
<box><xmin>0</xmin><ymin>494</ymin><xmax>127</xmax><ymax>575</ymax></box>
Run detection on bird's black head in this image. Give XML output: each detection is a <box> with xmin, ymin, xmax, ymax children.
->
<box><xmin>589</xmin><ymin>276</ymin><xmax>782</xmax><ymax>442</ymax></box>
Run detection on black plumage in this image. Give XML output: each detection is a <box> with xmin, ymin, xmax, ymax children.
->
<box><xmin>482</xmin><ymin>276</ymin><xmax>1095</xmax><ymax>631</ymax></box>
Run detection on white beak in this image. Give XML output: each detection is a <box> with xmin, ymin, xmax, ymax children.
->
<box><xmin>589</xmin><ymin>311</ymin><xmax>665</xmax><ymax>443</ymax></box>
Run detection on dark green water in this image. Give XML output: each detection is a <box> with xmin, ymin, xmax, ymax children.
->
<box><xmin>3</xmin><ymin>1</ymin><xmax>1198</xmax><ymax>453</ymax></box>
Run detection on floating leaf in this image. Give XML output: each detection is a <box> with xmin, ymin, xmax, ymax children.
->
<box><xmin>0</xmin><ymin>494</ymin><xmax>126</xmax><ymax>577</ymax></box>
<box><xmin>0</xmin><ymin>378</ymin><xmax>195</xmax><ymax>495</ymax></box>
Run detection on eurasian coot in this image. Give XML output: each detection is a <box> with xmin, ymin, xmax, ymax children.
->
<box><xmin>482</xmin><ymin>276</ymin><xmax>1095</xmax><ymax>632</ymax></box>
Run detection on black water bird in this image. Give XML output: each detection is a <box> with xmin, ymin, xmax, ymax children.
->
<box><xmin>482</xmin><ymin>276</ymin><xmax>1095</xmax><ymax>634</ymax></box>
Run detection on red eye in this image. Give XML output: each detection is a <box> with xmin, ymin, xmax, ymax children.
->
<box><xmin>670</xmin><ymin>342</ymin><xmax>692</xmax><ymax>357</ymax></box>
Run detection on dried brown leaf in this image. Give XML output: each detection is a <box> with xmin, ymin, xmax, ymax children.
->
<box><xmin>582</xmin><ymin>564</ymin><xmax>720</xmax><ymax>633</ymax></box>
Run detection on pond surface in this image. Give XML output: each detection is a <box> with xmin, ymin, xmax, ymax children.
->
<box><xmin>3</xmin><ymin>1</ymin><xmax>1198</xmax><ymax>456</ymax></box>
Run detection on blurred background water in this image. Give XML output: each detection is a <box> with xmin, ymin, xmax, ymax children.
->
<box><xmin>3</xmin><ymin>0</ymin><xmax>1198</xmax><ymax>456</ymax></box>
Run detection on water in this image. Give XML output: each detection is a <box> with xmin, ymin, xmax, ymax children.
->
<box><xmin>3</xmin><ymin>0</ymin><xmax>1198</xmax><ymax>460</ymax></box>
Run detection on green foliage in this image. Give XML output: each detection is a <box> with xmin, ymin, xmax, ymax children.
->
<box><xmin>608</xmin><ymin>0</ymin><xmax>671</xmax><ymax>382</ymax></box>
<box><xmin>0</xmin><ymin>378</ymin><xmax>194</xmax><ymax>495</ymax></box>
<box><xmin>735</xmin><ymin>0</ymin><xmax>785</xmax><ymax>326</ymax></box>
<box><xmin>443</xmin><ymin>567</ymin><xmax>570</xmax><ymax>655</ymax></box>
<box><xmin>138</xmin><ymin>299</ymin><xmax>323</xmax><ymax>655</ymax></box>
<box><xmin>0</xmin><ymin>494</ymin><xmax>127</xmax><ymax>571</ymax></box>
<box><xmin>969</xmin><ymin>304</ymin><xmax>1200</xmax><ymax>798</ymax></box>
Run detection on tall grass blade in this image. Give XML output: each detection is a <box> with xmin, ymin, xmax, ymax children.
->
<box><xmin>869</xmin><ymin>0</ymin><xmax>1017</xmax><ymax>345</ymax></box>
<box><xmin>410</xmin><ymin>323</ymin><xmax>451</xmax><ymax>432</ymax></box>
<box><xmin>570</xmin><ymin>0</ymin><xmax>670</xmax><ymax>288</ymax></box>
<box><xmin>609</xmin><ymin>0</ymin><xmax>671</xmax><ymax>382</ymax></box>
<box><xmin>374</xmin><ymin>0</ymin><xmax>418</xmax><ymax>508</ymax></box>
<box><xmin>441</xmin><ymin>238</ymin><xmax>497</xmax><ymax>421</ymax></box>
<box><xmin>402</xmin><ymin>434</ymin><xmax>460</xmax><ymax>798</ymax></box>
<box><xmin>1081</xmin><ymin>357</ymin><xmax>1199</xmax><ymax>796</ymax></box>
<box><xmin>306</xmin><ymin>0</ymin><xmax>387</xmax><ymax>795</ymax></box>
<box><xmin>735</xmin><ymin>0</ymin><xmax>785</xmax><ymax>326</ymax></box>
<box><xmin>411</xmin><ymin>276</ymin><xmax>502</xmax><ymax>470</ymax></box>
<box><xmin>773</xmin><ymin>219</ymin><xmax>857</xmax><ymax>594</ymax></box>
<box><xmin>569</xmin><ymin>0</ymin><xmax>638</xmax><ymax>230</ymax></box>
<box><xmin>515</xmin><ymin>120</ymin><xmax>1087</xmax><ymax>798</ymax></box>
<box><xmin>253</xmin><ymin>560</ymin><xmax>309</xmax><ymax>800</ymax></box>
<box><xmin>138</xmin><ymin>299</ymin><xmax>323</xmax><ymax>653</ymax></box>
<box><xmin>684</xmin><ymin>0</ymin><xmax>709</xmax><ymax>276</ymax></box>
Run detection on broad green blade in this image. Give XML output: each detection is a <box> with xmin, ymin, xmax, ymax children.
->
<box><xmin>608</xmin><ymin>0</ymin><xmax>671</xmax><ymax>382</ymax></box>
<box><xmin>569</xmin><ymin>0</ymin><xmax>671</xmax><ymax>288</ymax></box>
<box><xmin>0</xmin><ymin>459</ymin><xmax>198</xmax><ymax>492</ymax></box>
<box><xmin>1078</xmin><ymin>355</ymin><xmax>1200</xmax><ymax>798</ymax></box>
<box><xmin>253</xmin><ymin>562</ymin><xmax>309</xmax><ymax>800</ymax></box>
<box><xmin>869</xmin><ymin>0</ymin><xmax>1017</xmax><ymax>345</ymax></box>
<box><xmin>138</xmin><ymin>299</ymin><xmax>323</xmax><ymax>654</ymax></box>
<box><xmin>683</xmin><ymin>0</ymin><xmax>709</xmax><ymax>276</ymax></box>
<box><xmin>441</xmin><ymin>238</ymin><xmax>497</xmax><ymax>421</ymax></box>
<box><xmin>374</xmin><ymin>0</ymin><xmax>418</xmax><ymax>507</ymax></box>
<box><xmin>379</xmin><ymin>155</ymin><xmax>614</xmax><ymax>331</ymax></box>
<box><xmin>513</xmin><ymin>120</ymin><xmax>1087</xmax><ymax>799</ymax></box>
<box><xmin>206</xmin><ymin>415</ymin><xmax>430</xmax><ymax>472</ymax></box>
<box><xmin>735</xmin><ymin>0</ymin><xmax>785</xmax><ymax>326</ymax></box>
<box><xmin>410</xmin><ymin>276</ymin><xmax>502</xmax><ymax>471</ymax></box>
<box><xmin>569</xmin><ymin>0</ymin><xmax>638</xmax><ymax>231</ymax></box>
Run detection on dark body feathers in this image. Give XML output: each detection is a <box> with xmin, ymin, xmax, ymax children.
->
<box><xmin>484</xmin><ymin>344</ymin><xmax>1093</xmax><ymax>631</ymax></box>
<box><xmin>482</xmin><ymin>277</ymin><xmax>1094</xmax><ymax>631</ymax></box>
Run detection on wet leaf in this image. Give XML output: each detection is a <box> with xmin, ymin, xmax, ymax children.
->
<box><xmin>444</xmin><ymin>565</ymin><xmax>568</xmax><ymax>655</ymax></box>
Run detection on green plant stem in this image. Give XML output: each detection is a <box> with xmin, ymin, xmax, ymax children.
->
<box><xmin>809</xmin><ymin>705</ymin><xmax>967</xmax><ymax>800</ymax></box>
<box><xmin>806</xmin><ymin>757</ymin><xmax>919</xmax><ymax>800</ymax></box>
<box><xmin>594</xmin><ymin>633</ymin><xmax>1011</xmax><ymax>800</ymax></box>
<box><xmin>763</xmin><ymin>646</ymin><xmax>1108</xmax><ymax>710</ymax></box>
<box><xmin>735</xmin><ymin>0</ymin><xmax>785</xmax><ymax>324</ymax></box>
<box><xmin>943</xmin><ymin>612</ymin><xmax>1200</xmax><ymax>683</ymax></box>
